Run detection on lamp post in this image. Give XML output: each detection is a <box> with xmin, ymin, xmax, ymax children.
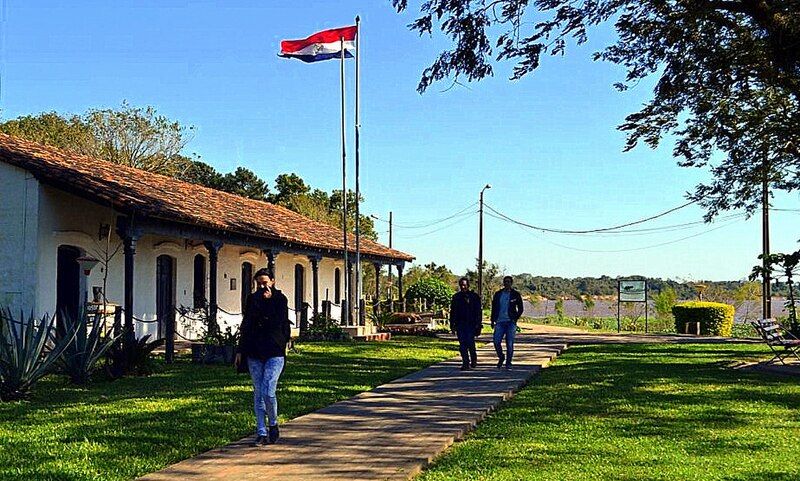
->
<box><xmin>478</xmin><ymin>184</ymin><xmax>491</xmax><ymax>303</ymax></box>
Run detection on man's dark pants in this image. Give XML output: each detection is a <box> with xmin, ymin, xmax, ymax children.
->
<box><xmin>456</xmin><ymin>327</ymin><xmax>477</xmax><ymax>367</ymax></box>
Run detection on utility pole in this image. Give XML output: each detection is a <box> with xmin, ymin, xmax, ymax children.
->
<box><xmin>762</xmin><ymin>156</ymin><xmax>772</xmax><ymax>319</ymax></box>
<box><xmin>478</xmin><ymin>184</ymin><xmax>491</xmax><ymax>302</ymax></box>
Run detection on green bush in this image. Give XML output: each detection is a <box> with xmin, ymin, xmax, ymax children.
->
<box><xmin>405</xmin><ymin>277</ymin><xmax>455</xmax><ymax>310</ymax></box>
<box><xmin>672</xmin><ymin>301</ymin><xmax>735</xmax><ymax>336</ymax></box>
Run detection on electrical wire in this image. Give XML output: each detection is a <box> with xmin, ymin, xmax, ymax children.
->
<box><xmin>394</xmin><ymin>209</ymin><xmax>479</xmax><ymax>239</ymax></box>
<box><xmin>371</xmin><ymin>201</ymin><xmax>478</xmax><ymax>229</ymax></box>
<box><xmin>484</xmin><ymin>200</ymin><xmax>697</xmax><ymax>234</ymax></box>
<box><xmin>485</xmin><ymin>210</ymin><xmax>747</xmax><ymax>253</ymax></box>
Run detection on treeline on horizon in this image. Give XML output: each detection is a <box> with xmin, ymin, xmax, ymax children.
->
<box><xmin>509</xmin><ymin>274</ymin><xmax>790</xmax><ymax>300</ymax></box>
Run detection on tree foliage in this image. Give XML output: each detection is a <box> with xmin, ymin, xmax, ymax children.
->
<box><xmin>405</xmin><ymin>276</ymin><xmax>456</xmax><ymax>309</ymax></box>
<box><xmin>394</xmin><ymin>0</ymin><xmax>800</xmax><ymax>219</ymax></box>
<box><xmin>0</xmin><ymin>103</ymin><xmax>193</xmax><ymax>176</ymax></box>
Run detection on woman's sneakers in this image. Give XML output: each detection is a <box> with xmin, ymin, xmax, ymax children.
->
<box><xmin>253</xmin><ymin>426</ymin><xmax>280</xmax><ymax>446</ymax></box>
<box><xmin>268</xmin><ymin>425</ymin><xmax>280</xmax><ymax>444</ymax></box>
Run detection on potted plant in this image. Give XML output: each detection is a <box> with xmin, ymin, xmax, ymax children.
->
<box><xmin>178</xmin><ymin>304</ymin><xmax>240</xmax><ymax>364</ymax></box>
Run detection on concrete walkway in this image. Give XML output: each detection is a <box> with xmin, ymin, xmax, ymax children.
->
<box><xmin>139</xmin><ymin>337</ymin><xmax>565</xmax><ymax>481</ymax></box>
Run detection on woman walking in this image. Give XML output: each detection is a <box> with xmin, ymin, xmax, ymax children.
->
<box><xmin>235</xmin><ymin>268</ymin><xmax>291</xmax><ymax>446</ymax></box>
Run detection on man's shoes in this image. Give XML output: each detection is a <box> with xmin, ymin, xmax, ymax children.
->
<box><xmin>505</xmin><ymin>363</ymin><xmax>512</xmax><ymax>371</ymax></box>
<box><xmin>460</xmin><ymin>364</ymin><xmax>471</xmax><ymax>371</ymax></box>
<box><xmin>470</xmin><ymin>361</ymin><xmax>477</xmax><ymax>368</ymax></box>
<box><xmin>268</xmin><ymin>425</ymin><xmax>280</xmax><ymax>444</ymax></box>
<box><xmin>496</xmin><ymin>356</ymin><xmax>505</xmax><ymax>368</ymax></box>
<box><xmin>253</xmin><ymin>435</ymin><xmax>268</xmax><ymax>447</ymax></box>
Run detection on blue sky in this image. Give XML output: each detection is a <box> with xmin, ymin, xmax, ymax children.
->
<box><xmin>1</xmin><ymin>1</ymin><xmax>797</xmax><ymax>281</ymax></box>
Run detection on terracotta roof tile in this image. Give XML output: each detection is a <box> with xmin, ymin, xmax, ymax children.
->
<box><xmin>0</xmin><ymin>133</ymin><xmax>413</xmax><ymax>262</ymax></box>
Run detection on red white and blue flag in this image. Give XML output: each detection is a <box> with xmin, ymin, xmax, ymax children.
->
<box><xmin>279</xmin><ymin>25</ymin><xmax>357</xmax><ymax>63</ymax></box>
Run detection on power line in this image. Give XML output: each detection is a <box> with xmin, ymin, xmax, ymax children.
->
<box><xmin>563</xmin><ymin>212</ymin><xmax>747</xmax><ymax>237</ymax></box>
<box><xmin>394</xmin><ymin>209</ymin><xmax>478</xmax><ymax>239</ymax></box>
<box><xmin>372</xmin><ymin>201</ymin><xmax>478</xmax><ymax>229</ymax></box>
<box><xmin>484</xmin><ymin>200</ymin><xmax>697</xmax><ymax>234</ymax></box>
<box><xmin>485</xmin><ymin>210</ymin><xmax>746</xmax><ymax>253</ymax></box>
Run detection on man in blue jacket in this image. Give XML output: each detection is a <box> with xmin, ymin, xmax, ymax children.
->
<box><xmin>490</xmin><ymin>276</ymin><xmax>524</xmax><ymax>369</ymax></box>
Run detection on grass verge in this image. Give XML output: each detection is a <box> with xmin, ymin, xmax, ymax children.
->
<box><xmin>0</xmin><ymin>335</ymin><xmax>457</xmax><ymax>481</ymax></box>
<box><xmin>418</xmin><ymin>342</ymin><xmax>800</xmax><ymax>481</ymax></box>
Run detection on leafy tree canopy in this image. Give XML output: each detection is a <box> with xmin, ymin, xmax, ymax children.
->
<box><xmin>394</xmin><ymin>0</ymin><xmax>800</xmax><ymax>220</ymax></box>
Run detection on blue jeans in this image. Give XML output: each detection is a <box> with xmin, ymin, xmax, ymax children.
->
<box><xmin>493</xmin><ymin>321</ymin><xmax>516</xmax><ymax>366</ymax></box>
<box><xmin>248</xmin><ymin>356</ymin><xmax>285</xmax><ymax>436</ymax></box>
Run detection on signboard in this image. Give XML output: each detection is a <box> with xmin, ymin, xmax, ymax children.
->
<box><xmin>618</xmin><ymin>280</ymin><xmax>646</xmax><ymax>303</ymax></box>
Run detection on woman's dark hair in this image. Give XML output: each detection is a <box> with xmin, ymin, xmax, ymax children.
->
<box><xmin>253</xmin><ymin>268</ymin><xmax>273</xmax><ymax>280</ymax></box>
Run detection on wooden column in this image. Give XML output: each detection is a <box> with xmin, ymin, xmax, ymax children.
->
<box><xmin>265</xmin><ymin>248</ymin><xmax>279</xmax><ymax>279</ymax></box>
<box><xmin>116</xmin><ymin>218</ymin><xmax>141</xmax><ymax>349</ymax></box>
<box><xmin>308</xmin><ymin>254</ymin><xmax>322</xmax><ymax>319</ymax></box>
<box><xmin>373</xmin><ymin>262</ymin><xmax>381</xmax><ymax>316</ymax></box>
<box><xmin>204</xmin><ymin>241</ymin><xmax>223</xmax><ymax>337</ymax></box>
<box><xmin>397</xmin><ymin>262</ymin><xmax>405</xmax><ymax>310</ymax></box>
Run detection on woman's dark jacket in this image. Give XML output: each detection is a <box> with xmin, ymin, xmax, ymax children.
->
<box><xmin>237</xmin><ymin>288</ymin><xmax>291</xmax><ymax>360</ymax></box>
<box><xmin>449</xmin><ymin>290</ymin><xmax>482</xmax><ymax>332</ymax></box>
<box><xmin>490</xmin><ymin>288</ymin><xmax>524</xmax><ymax>324</ymax></box>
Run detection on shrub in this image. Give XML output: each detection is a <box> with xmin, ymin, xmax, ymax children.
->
<box><xmin>405</xmin><ymin>277</ymin><xmax>455</xmax><ymax>310</ymax></box>
<box><xmin>672</xmin><ymin>301</ymin><xmax>735</xmax><ymax>336</ymax></box>
<box><xmin>106</xmin><ymin>335</ymin><xmax>164</xmax><ymax>377</ymax></box>
<box><xmin>58</xmin><ymin>310</ymin><xmax>122</xmax><ymax>384</ymax></box>
<box><xmin>0</xmin><ymin>308</ymin><xmax>77</xmax><ymax>401</ymax></box>
<box><xmin>302</xmin><ymin>314</ymin><xmax>350</xmax><ymax>341</ymax></box>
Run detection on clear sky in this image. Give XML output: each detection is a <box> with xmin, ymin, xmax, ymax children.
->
<box><xmin>0</xmin><ymin>1</ymin><xmax>796</xmax><ymax>281</ymax></box>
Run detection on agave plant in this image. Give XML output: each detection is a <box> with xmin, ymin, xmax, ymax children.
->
<box><xmin>0</xmin><ymin>308</ymin><xmax>76</xmax><ymax>401</ymax></box>
<box><xmin>107</xmin><ymin>334</ymin><xmax>165</xmax><ymax>378</ymax></box>
<box><xmin>58</xmin><ymin>309</ymin><xmax>122</xmax><ymax>385</ymax></box>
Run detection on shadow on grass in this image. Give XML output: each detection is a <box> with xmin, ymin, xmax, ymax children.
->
<box><xmin>0</xmin><ymin>336</ymin><xmax>458</xmax><ymax>481</ymax></box>
<box><xmin>419</xmin><ymin>342</ymin><xmax>800</xmax><ymax>481</ymax></box>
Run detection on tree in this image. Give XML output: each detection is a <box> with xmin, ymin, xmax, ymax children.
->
<box><xmin>220</xmin><ymin>167</ymin><xmax>270</xmax><ymax>201</ymax></box>
<box><xmin>465</xmin><ymin>260</ymin><xmax>502</xmax><ymax>308</ymax></box>
<box><xmin>653</xmin><ymin>287</ymin><xmax>678</xmax><ymax>321</ymax></box>
<box><xmin>185</xmin><ymin>160</ymin><xmax>226</xmax><ymax>191</ymax></box>
<box><xmin>270</xmin><ymin>173</ymin><xmax>310</xmax><ymax>206</ymax></box>
<box><xmin>405</xmin><ymin>277</ymin><xmax>456</xmax><ymax>310</ymax></box>
<box><xmin>1</xmin><ymin>103</ymin><xmax>194</xmax><ymax>177</ymax></box>
<box><xmin>581</xmin><ymin>294</ymin><xmax>596</xmax><ymax>318</ymax></box>
<box><xmin>82</xmin><ymin>103</ymin><xmax>194</xmax><ymax>176</ymax></box>
<box><xmin>0</xmin><ymin>112</ymin><xmax>92</xmax><ymax>151</ymax></box>
<box><xmin>393</xmin><ymin>1</ymin><xmax>800</xmax><ymax>219</ymax></box>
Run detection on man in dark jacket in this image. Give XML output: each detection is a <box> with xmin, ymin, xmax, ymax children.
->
<box><xmin>490</xmin><ymin>276</ymin><xmax>524</xmax><ymax>369</ymax></box>
<box><xmin>235</xmin><ymin>268</ymin><xmax>291</xmax><ymax>446</ymax></box>
<box><xmin>450</xmin><ymin>277</ymin><xmax>482</xmax><ymax>370</ymax></box>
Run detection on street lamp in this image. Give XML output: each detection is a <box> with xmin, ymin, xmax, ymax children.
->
<box><xmin>478</xmin><ymin>184</ymin><xmax>491</xmax><ymax>302</ymax></box>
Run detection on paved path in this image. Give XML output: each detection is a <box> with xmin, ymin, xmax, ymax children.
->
<box><xmin>139</xmin><ymin>337</ymin><xmax>565</xmax><ymax>481</ymax></box>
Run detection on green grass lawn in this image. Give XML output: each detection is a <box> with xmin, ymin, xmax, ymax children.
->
<box><xmin>418</xmin><ymin>343</ymin><xmax>800</xmax><ymax>481</ymax></box>
<box><xmin>0</xmin><ymin>336</ymin><xmax>457</xmax><ymax>481</ymax></box>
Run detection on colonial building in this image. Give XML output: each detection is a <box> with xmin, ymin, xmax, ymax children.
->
<box><xmin>0</xmin><ymin>133</ymin><xmax>411</xmax><ymax>340</ymax></box>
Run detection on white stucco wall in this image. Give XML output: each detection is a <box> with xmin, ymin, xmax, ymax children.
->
<box><xmin>20</xmin><ymin>181</ymin><xmax>348</xmax><ymax>338</ymax></box>
<box><xmin>0</xmin><ymin>162</ymin><xmax>40</xmax><ymax>314</ymax></box>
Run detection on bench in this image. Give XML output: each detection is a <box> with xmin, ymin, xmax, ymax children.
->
<box><xmin>751</xmin><ymin>318</ymin><xmax>800</xmax><ymax>365</ymax></box>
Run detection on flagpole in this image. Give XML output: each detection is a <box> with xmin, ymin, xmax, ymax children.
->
<box><xmin>340</xmin><ymin>36</ymin><xmax>350</xmax><ymax>325</ymax></box>
<box><xmin>354</xmin><ymin>15</ymin><xmax>362</xmax><ymax>326</ymax></box>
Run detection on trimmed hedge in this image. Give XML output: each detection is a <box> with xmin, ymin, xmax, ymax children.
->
<box><xmin>672</xmin><ymin>301</ymin><xmax>735</xmax><ymax>336</ymax></box>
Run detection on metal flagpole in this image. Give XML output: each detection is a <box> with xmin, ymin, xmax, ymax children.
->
<box><xmin>340</xmin><ymin>36</ymin><xmax>350</xmax><ymax>325</ymax></box>
<box><xmin>354</xmin><ymin>16</ymin><xmax>362</xmax><ymax>325</ymax></box>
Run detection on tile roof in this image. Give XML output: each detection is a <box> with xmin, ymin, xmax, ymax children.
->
<box><xmin>0</xmin><ymin>133</ymin><xmax>413</xmax><ymax>262</ymax></box>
